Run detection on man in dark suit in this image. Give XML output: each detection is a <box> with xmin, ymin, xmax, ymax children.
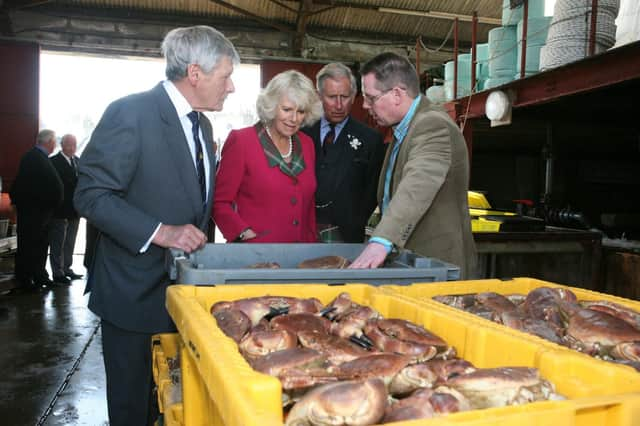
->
<box><xmin>49</xmin><ymin>133</ymin><xmax>83</xmax><ymax>284</ymax></box>
<box><xmin>302</xmin><ymin>62</ymin><xmax>385</xmax><ymax>243</ymax></box>
<box><xmin>10</xmin><ymin>129</ymin><xmax>63</xmax><ymax>291</ymax></box>
<box><xmin>74</xmin><ymin>26</ymin><xmax>239</xmax><ymax>426</ymax></box>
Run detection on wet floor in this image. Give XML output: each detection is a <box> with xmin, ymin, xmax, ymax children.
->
<box><xmin>0</xmin><ymin>254</ymin><xmax>109</xmax><ymax>426</ymax></box>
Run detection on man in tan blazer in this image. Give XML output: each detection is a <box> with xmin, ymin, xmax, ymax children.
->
<box><xmin>350</xmin><ymin>52</ymin><xmax>476</xmax><ymax>278</ymax></box>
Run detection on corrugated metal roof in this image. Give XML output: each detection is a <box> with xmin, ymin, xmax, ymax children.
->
<box><xmin>9</xmin><ymin>0</ymin><xmax>504</xmax><ymax>64</ymax></box>
<box><xmin>59</xmin><ymin>0</ymin><xmax>501</xmax><ymax>42</ymax></box>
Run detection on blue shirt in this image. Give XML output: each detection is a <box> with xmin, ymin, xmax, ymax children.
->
<box><xmin>381</xmin><ymin>95</ymin><xmax>421</xmax><ymax>213</ymax></box>
<box><xmin>320</xmin><ymin>116</ymin><xmax>349</xmax><ymax>145</ymax></box>
<box><xmin>370</xmin><ymin>96</ymin><xmax>421</xmax><ymax>254</ymax></box>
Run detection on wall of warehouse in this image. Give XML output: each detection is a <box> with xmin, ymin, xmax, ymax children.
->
<box><xmin>0</xmin><ymin>40</ymin><xmax>40</xmax><ymax>220</ymax></box>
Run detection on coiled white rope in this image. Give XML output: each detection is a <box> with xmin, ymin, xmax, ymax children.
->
<box><xmin>540</xmin><ymin>0</ymin><xmax>620</xmax><ymax>71</ymax></box>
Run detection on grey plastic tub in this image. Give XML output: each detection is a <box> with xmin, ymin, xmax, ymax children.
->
<box><xmin>167</xmin><ymin>243</ymin><xmax>460</xmax><ymax>286</ymax></box>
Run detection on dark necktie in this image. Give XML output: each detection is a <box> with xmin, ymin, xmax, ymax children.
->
<box><xmin>323</xmin><ymin>124</ymin><xmax>335</xmax><ymax>155</ymax></box>
<box><xmin>70</xmin><ymin>157</ymin><xmax>77</xmax><ymax>176</ymax></box>
<box><xmin>187</xmin><ymin>111</ymin><xmax>207</xmax><ymax>205</ymax></box>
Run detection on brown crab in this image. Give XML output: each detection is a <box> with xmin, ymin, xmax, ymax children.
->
<box><xmin>297</xmin><ymin>330</ymin><xmax>371</xmax><ymax>365</ymax></box>
<box><xmin>475</xmin><ymin>292</ymin><xmax>518</xmax><ymax>320</ymax></box>
<box><xmin>212</xmin><ymin>296</ymin><xmax>323</xmax><ymax>326</ymax></box>
<box><xmin>383</xmin><ymin>387</ymin><xmax>471</xmax><ymax>422</ymax></box>
<box><xmin>363</xmin><ymin>318</ymin><xmax>453</xmax><ymax>362</ymax></box>
<box><xmin>330</xmin><ymin>353</ymin><xmax>443</xmax><ymax>396</ymax></box>
<box><xmin>271</xmin><ymin>313</ymin><xmax>332</xmax><ymax>336</ymax></box>
<box><xmin>239</xmin><ymin>329</ymin><xmax>298</xmax><ymax>359</ymax></box>
<box><xmin>500</xmin><ymin>310</ymin><xmax>565</xmax><ymax>345</ymax></box>
<box><xmin>249</xmin><ymin>348</ymin><xmax>336</xmax><ymax>391</ymax></box>
<box><xmin>433</xmin><ymin>294</ymin><xmax>477</xmax><ymax>309</ymax></box>
<box><xmin>562</xmin><ymin>305</ymin><xmax>640</xmax><ymax>361</ymax></box>
<box><xmin>284</xmin><ymin>378</ymin><xmax>387</xmax><ymax>426</ymax></box>
<box><xmin>580</xmin><ymin>300</ymin><xmax>640</xmax><ymax>330</ymax></box>
<box><xmin>435</xmin><ymin>367</ymin><xmax>559</xmax><ymax>409</ymax></box>
<box><xmin>213</xmin><ymin>308</ymin><xmax>251</xmax><ymax>343</ymax></box>
<box><xmin>297</xmin><ymin>255</ymin><xmax>351</xmax><ymax>269</ymax></box>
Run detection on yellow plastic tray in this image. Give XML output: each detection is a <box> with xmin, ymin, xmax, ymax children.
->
<box><xmin>152</xmin><ymin>333</ymin><xmax>184</xmax><ymax>426</ymax></box>
<box><xmin>468</xmin><ymin>191</ymin><xmax>492</xmax><ymax>209</ymax></box>
<box><xmin>383</xmin><ymin>277</ymin><xmax>640</xmax><ymax>376</ymax></box>
<box><xmin>471</xmin><ymin>217</ymin><xmax>503</xmax><ymax>232</ymax></box>
<box><xmin>166</xmin><ymin>283</ymin><xmax>640</xmax><ymax>426</ymax></box>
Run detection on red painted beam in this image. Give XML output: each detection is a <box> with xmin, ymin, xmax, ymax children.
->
<box><xmin>448</xmin><ymin>41</ymin><xmax>640</xmax><ymax>121</ymax></box>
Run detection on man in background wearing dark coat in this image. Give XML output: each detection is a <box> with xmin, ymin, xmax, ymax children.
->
<box><xmin>49</xmin><ymin>133</ymin><xmax>83</xmax><ymax>284</ymax></box>
<box><xmin>10</xmin><ymin>129</ymin><xmax>63</xmax><ymax>292</ymax></box>
<box><xmin>302</xmin><ymin>62</ymin><xmax>385</xmax><ymax>242</ymax></box>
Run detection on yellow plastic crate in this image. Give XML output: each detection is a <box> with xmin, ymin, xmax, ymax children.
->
<box><xmin>383</xmin><ymin>277</ymin><xmax>640</xmax><ymax>379</ymax></box>
<box><xmin>152</xmin><ymin>333</ymin><xmax>184</xmax><ymax>426</ymax></box>
<box><xmin>166</xmin><ymin>283</ymin><xmax>640</xmax><ymax>426</ymax></box>
<box><xmin>468</xmin><ymin>191</ymin><xmax>492</xmax><ymax>209</ymax></box>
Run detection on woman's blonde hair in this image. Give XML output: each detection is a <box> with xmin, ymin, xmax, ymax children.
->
<box><xmin>256</xmin><ymin>70</ymin><xmax>322</xmax><ymax>127</ymax></box>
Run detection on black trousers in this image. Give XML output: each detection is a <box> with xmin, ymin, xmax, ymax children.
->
<box><xmin>15</xmin><ymin>208</ymin><xmax>53</xmax><ymax>286</ymax></box>
<box><xmin>101</xmin><ymin>320</ymin><xmax>158</xmax><ymax>426</ymax></box>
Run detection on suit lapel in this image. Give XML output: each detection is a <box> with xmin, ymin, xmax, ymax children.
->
<box><xmin>387</xmin><ymin>97</ymin><xmax>430</xmax><ymax>197</ymax></box>
<box><xmin>152</xmin><ymin>84</ymin><xmax>204</xmax><ymax>222</ymax></box>
<box><xmin>308</xmin><ymin>121</ymin><xmax>322</xmax><ymax>159</ymax></box>
<box><xmin>377</xmin><ymin>139</ymin><xmax>392</xmax><ymax>204</ymax></box>
<box><xmin>330</xmin><ymin>119</ymin><xmax>358</xmax><ymax>192</ymax></box>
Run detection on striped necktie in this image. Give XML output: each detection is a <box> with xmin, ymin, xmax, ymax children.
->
<box><xmin>187</xmin><ymin>111</ymin><xmax>207</xmax><ymax>205</ymax></box>
<box><xmin>322</xmin><ymin>123</ymin><xmax>335</xmax><ymax>155</ymax></box>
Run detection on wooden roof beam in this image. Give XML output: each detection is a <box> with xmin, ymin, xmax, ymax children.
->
<box><xmin>292</xmin><ymin>0</ymin><xmax>313</xmax><ymax>57</ymax></box>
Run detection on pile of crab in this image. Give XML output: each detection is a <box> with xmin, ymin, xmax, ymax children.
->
<box><xmin>433</xmin><ymin>287</ymin><xmax>640</xmax><ymax>371</ymax></box>
<box><xmin>211</xmin><ymin>292</ymin><xmax>562</xmax><ymax>425</ymax></box>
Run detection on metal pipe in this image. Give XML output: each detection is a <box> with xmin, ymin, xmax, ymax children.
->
<box><xmin>520</xmin><ymin>0</ymin><xmax>529</xmax><ymax>79</ymax></box>
<box><xmin>471</xmin><ymin>11</ymin><xmax>477</xmax><ymax>92</ymax></box>
<box><xmin>378</xmin><ymin>7</ymin><xmax>501</xmax><ymax>25</ymax></box>
<box><xmin>543</xmin><ymin>123</ymin><xmax>554</xmax><ymax>204</ymax></box>
<box><xmin>589</xmin><ymin>0</ymin><xmax>599</xmax><ymax>56</ymax></box>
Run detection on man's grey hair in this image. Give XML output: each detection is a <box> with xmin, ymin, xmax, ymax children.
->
<box><xmin>162</xmin><ymin>25</ymin><xmax>240</xmax><ymax>81</ymax></box>
<box><xmin>37</xmin><ymin>129</ymin><xmax>56</xmax><ymax>146</ymax></box>
<box><xmin>316</xmin><ymin>62</ymin><xmax>357</xmax><ymax>96</ymax></box>
<box><xmin>256</xmin><ymin>70</ymin><xmax>323</xmax><ymax>128</ymax></box>
<box><xmin>60</xmin><ymin>134</ymin><xmax>75</xmax><ymax>147</ymax></box>
<box><xmin>360</xmin><ymin>52</ymin><xmax>420</xmax><ymax>98</ymax></box>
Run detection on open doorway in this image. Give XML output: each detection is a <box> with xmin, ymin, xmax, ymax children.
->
<box><xmin>40</xmin><ymin>51</ymin><xmax>261</xmax><ymax>251</ymax></box>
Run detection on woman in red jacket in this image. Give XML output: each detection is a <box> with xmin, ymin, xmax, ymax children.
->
<box><xmin>213</xmin><ymin>70</ymin><xmax>322</xmax><ymax>242</ymax></box>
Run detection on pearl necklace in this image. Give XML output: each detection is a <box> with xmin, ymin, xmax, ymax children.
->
<box><xmin>265</xmin><ymin>125</ymin><xmax>293</xmax><ymax>159</ymax></box>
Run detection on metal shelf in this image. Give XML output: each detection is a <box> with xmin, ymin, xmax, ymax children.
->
<box><xmin>446</xmin><ymin>40</ymin><xmax>640</xmax><ymax>122</ymax></box>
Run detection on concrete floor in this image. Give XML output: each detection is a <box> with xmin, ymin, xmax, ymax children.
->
<box><xmin>0</xmin><ymin>254</ymin><xmax>109</xmax><ymax>426</ymax></box>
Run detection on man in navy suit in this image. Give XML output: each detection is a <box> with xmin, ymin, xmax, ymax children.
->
<box><xmin>49</xmin><ymin>134</ymin><xmax>83</xmax><ymax>284</ymax></box>
<box><xmin>74</xmin><ymin>26</ymin><xmax>239</xmax><ymax>425</ymax></box>
<box><xmin>10</xmin><ymin>129</ymin><xmax>63</xmax><ymax>291</ymax></box>
<box><xmin>302</xmin><ymin>62</ymin><xmax>385</xmax><ymax>242</ymax></box>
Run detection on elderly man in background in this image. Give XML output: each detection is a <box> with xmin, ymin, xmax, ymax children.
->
<box><xmin>302</xmin><ymin>62</ymin><xmax>385</xmax><ymax>243</ymax></box>
<box><xmin>350</xmin><ymin>52</ymin><xmax>477</xmax><ymax>279</ymax></box>
<box><xmin>10</xmin><ymin>129</ymin><xmax>63</xmax><ymax>292</ymax></box>
<box><xmin>49</xmin><ymin>134</ymin><xmax>83</xmax><ymax>285</ymax></box>
<box><xmin>74</xmin><ymin>26</ymin><xmax>239</xmax><ymax>425</ymax></box>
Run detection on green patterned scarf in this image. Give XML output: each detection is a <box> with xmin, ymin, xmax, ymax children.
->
<box><xmin>256</xmin><ymin>122</ymin><xmax>306</xmax><ymax>179</ymax></box>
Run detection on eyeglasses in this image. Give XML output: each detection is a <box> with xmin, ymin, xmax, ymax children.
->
<box><xmin>362</xmin><ymin>88</ymin><xmax>392</xmax><ymax>105</ymax></box>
